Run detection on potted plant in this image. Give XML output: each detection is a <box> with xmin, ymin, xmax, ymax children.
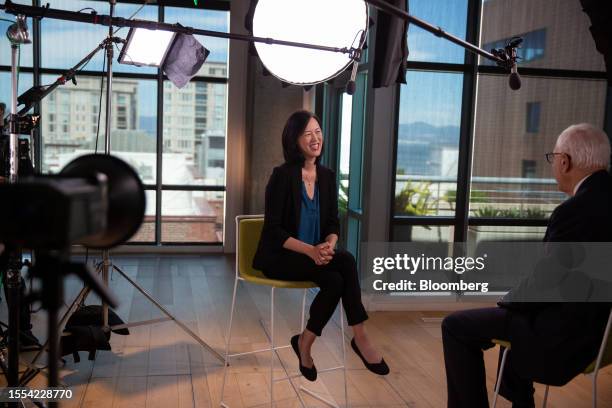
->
<box><xmin>394</xmin><ymin>181</ymin><xmax>438</xmax><ymax>241</ymax></box>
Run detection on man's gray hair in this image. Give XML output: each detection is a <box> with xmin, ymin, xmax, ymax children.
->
<box><xmin>556</xmin><ymin>123</ymin><xmax>610</xmax><ymax>170</ymax></box>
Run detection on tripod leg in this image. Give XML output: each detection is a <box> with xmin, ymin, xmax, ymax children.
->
<box><xmin>102</xmin><ymin>251</ymin><xmax>110</xmax><ymax>329</ymax></box>
<box><xmin>111</xmin><ymin>264</ymin><xmax>225</xmax><ymax>363</ymax></box>
<box><xmin>6</xmin><ymin>252</ymin><xmax>22</xmax><ymax>390</ymax></box>
<box><xmin>18</xmin><ymin>284</ymin><xmax>92</xmax><ymax>386</ymax></box>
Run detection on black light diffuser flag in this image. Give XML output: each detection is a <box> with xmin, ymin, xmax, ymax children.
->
<box><xmin>163</xmin><ymin>33</ymin><xmax>210</xmax><ymax>88</ymax></box>
<box><xmin>581</xmin><ymin>0</ymin><xmax>612</xmax><ymax>85</ymax></box>
<box><xmin>372</xmin><ymin>0</ymin><xmax>409</xmax><ymax>88</ymax></box>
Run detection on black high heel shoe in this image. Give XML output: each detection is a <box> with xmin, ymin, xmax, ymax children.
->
<box><xmin>351</xmin><ymin>338</ymin><xmax>390</xmax><ymax>375</ymax></box>
<box><xmin>291</xmin><ymin>334</ymin><xmax>317</xmax><ymax>381</ymax></box>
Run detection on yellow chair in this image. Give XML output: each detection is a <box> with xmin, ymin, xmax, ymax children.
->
<box><xmin>491</xmin><ymin>308</ymin><xmax>612</xmax><ymax>408</ymax></box>
<box><xmin>220</xmin><ymin>215</ymin><xmax>348</xmax><ymax>408</ymax></box>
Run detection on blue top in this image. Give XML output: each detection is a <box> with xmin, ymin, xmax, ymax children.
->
<box><xmin>297</xmin><ymin>181</ymin><xmax>320</xmax><ymax>245</ymax></box>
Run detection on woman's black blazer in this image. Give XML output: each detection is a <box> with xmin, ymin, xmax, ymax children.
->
<box><xmin>252</xmin><ymin>162</ymin><xmax>340</xmax><ymax>272</ymax></box>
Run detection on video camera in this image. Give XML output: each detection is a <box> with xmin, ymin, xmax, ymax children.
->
<box><xmin>0</xmin><ymin>154</ymin><xmax>145</xmax><ymax>250</ymax></box>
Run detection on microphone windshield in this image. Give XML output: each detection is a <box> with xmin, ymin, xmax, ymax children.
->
<box><xmin>345</xmin><ymin>80</ymin><xmax>356</xmax><ymax>95</ymax></box>
<box><xmin>509</xmin><ymin>72</ymin><xmax>521</xmax><ymax>90</ymax></box>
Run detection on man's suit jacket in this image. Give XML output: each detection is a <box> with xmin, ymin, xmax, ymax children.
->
<box><xmin>252</xmin><ymin>162</ymin><xmax>340</xmax><ymax>272</ymax></box>
<box><xmin>502</xmin><ymin>170</ymin><xmax>612</xmax><ymax>385</ymax></box>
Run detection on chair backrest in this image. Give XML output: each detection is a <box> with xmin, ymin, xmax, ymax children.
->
<box><xmin>236</xmin><ymin>215</ymin><xmax>266</xmax><ymax>280</ymax></box>
<box><xmin>585</xmin><ymin>307</ymin><xmax>612</xmax><ymax>374</ymax></box>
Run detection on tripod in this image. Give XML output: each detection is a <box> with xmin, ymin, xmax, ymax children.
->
<box><xmin>93</xmin><ymin>0</ymin><xmax>223</xmax><ymax>363</ymax></box>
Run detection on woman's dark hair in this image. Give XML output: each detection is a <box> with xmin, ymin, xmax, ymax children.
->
<box><xmin>282</xmin><ymin>110</ymin><xmax>323</xmax><ymax>165</ymax></box>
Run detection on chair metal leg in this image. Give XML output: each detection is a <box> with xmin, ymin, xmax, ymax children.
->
<box><xmin>542</xmin><ymin>385</ymin><xmax>549</xmax><ymax>408</ymax></box>
<box><xmin>492</xmin><ymin>346</ymin><xmax>509</xmax><ymax>408</ymax></box>
<box><xmin>300</xmin><ymin>289</ymin><xmax>307</xmax><ymax>332</ymax></box>
<box><xmin>341</xmin><ymin>302</ymin><xmax>348</xmax><ymax>407</ymax></box>
<box><xmin>270</xmin><ymin>286</ymin><xmax>275</xmax><ymax>408</ymax></box>
<box><xmin>592</xmin><ymin>373</ymin><xmax>597</xmax><ymax>408</ymax></box>
<box><xmin>220</xmin><ymin>276</ymin><xmax>239</xmax><ymax>408</ymax></box>
<box><xmin>591</xmin><ymin>309</ymin><xmax>612</xmax><ymax>408</ymax></box>
<box><xmin>298</xmin><ymin>301</ymin><xmax>347</xmax><ymax>408</ymax></box>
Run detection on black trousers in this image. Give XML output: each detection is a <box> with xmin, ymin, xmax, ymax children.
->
<box><xmin>441</xmin><ymin>307</ymin><xmax>535</xmax><ymax>408</ymax></box>
<box><xmin>263</xmin><ymin>248</ymin><xmax>368</xmax><ymax>336</ymax></box>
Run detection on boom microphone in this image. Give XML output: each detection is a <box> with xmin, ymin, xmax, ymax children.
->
<box><xmin>509</xmin><ymin>61</ymin><xmax>521</xmax><ymax>90</ymax></box>
<box><xmin>346</xmin><ymin>60</ymin><xmax>359</xmax><ymax>95</ymax></box>
<box><xmin>507</xmin><ymin>37</ymin><xmax>522</xmax><ymax>90</ymax></box>
<box><xmin>346</xmin><ymin>30</ymin><xmax>367</xmax><ymax>95</ymax></box>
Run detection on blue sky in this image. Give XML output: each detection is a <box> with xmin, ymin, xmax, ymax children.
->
<box><xmin>400</xmin><ymin>0</ymin><xmax>468</xmax><ymax>128</ymax></box>
<box><xmin>1</xmin><ymin>0</ymin><xmax>228</xmax><ymax>117</ymax></box>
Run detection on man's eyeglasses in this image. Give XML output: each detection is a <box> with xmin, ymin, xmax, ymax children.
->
<box><xmin>545</xmin><ymin>152</ymin><xmax>571</xmax><ymax>164</ymax></box>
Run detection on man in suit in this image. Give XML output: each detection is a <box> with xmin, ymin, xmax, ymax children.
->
<box><xmin>441</xmin><ymin>123</ymin><xmax>612</xmax><ymax>408</ymax></box>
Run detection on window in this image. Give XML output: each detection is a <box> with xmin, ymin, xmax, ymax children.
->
<box><xmin>380</xmin><ymin>0</ymin><xmax>609</xmax><ymax>250</ymax></box>
<box><xmin>483</xmin><ymin>29</ymin><xmax>547</xmax><ymax>66</ymax></box>
<box><xmin>116</xmin><ymin>106</ymin><xmax>127</xmax><ymax>129</ymax></box>
<box><xmin>526</xmin><ymin>102</ymin><xmax>541</xmax><ymax>133</ymax></box>
<box><xmin>479</xmin><ymin>0</ymin><xmax>602</xmax><ymax>71</ymax></box>
<box><xmin>23</xmin><ymin>0</ymin><xmax>229</xmax><ymax>244</ymax></box>
<box><xmin>394</xmin><ymin>71</ymin><xmax>464</xmax><ymax>217</ymax></box>
<box><xmin>407</xmin><ymin>0</ymin><xmax>468</xmax><ymax>64</ymax></box>
<box><xmin>522</xmin><ymin>160</ymin><xmax>537</xmax><ymax>178</ymax></box>
<box><xmin>209</xmin><ymin>136</ymin><xmax>225</xmax><ymax>149</ymax></box>
<box><xmin>471</xmin><ymin>76</ymin><xmax>606</xmax><ymax>219</ymax></box>
<box><xmin>41</xmin><ymin>0</ymin><xmax>158</xmax><ymax>75</ymax></box>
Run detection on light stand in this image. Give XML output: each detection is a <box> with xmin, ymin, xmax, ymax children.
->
<box><xmin>100</xmin><ymin>0</ymin><xmax>115</xmax><ymax>334</ymax></box>
<box><xmin>4</xmin><ymin>15</ymin><xmax>31</xmax><ymax>408</ymax></box>
<box><xmin>93</xmin><ymin>0</ymin><xmax>226</xmax><ymax>363</ymax></box>
<box><xmin>7</xmin><ymin>1</ymin><xmax>226</xmax><ymax>383</ymax></box>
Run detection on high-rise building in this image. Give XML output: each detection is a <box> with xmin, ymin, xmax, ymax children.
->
<box><xmin>163</xmin><ymin>61</ymin><xmax>227</xmax><ymax>183</ymax></box>
<box><xmin>474</xmin><ymin>0</ymin><xmax>606</xmax><ymax>180</ymax></box>
<box><xmin>41</xmin><ymin>77</ymin><xmax>140</xmax><ymax>173</ymax></box>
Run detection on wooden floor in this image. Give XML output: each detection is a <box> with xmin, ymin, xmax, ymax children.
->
<box><xmin>2</xmin><ymin>255</ymin><xmax>611</xmax><ymax>407</ymax></box>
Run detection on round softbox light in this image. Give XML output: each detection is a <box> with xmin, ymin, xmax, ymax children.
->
<box><xmin>60</xmin><ymin>154</ymin><xmax>146</xmax><ymax>249</ymax></box>
<box><xmin>252</xmin><ymin>0</ymin><xmax>368</xmax><ymax>85</ymax></box>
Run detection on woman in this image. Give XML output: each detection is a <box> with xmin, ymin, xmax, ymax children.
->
<box><xmin>253</xmin><ymin>110</ymin><xmax>389</xmax><ymax>381</ymax></box>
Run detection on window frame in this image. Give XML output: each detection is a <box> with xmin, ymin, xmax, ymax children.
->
<box><xmin>0</xmin><ymin>0</ymin><xmax>231</xmax><ymax>246</ymax></box>
<box><xmin>388</xmin><ymin>0</ymin><xmax>611</xmax><ymax>243</ymax></box>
